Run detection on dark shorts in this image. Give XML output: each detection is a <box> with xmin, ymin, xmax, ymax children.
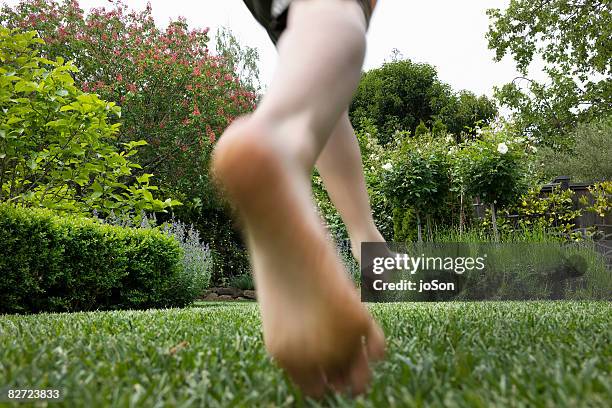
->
<box><xmin>242</xmin><ymin>0</ymin><xmax>373</xmax><ymax>45</ymax></box>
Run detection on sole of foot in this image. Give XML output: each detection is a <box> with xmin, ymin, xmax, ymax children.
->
<box><xmin>211</xmin><ymin>115</ymin><xmax>385</xmax><ymax>397</ymax></box>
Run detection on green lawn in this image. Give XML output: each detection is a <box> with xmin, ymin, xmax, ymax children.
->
<box><xmin>1</xmin><ymin>302</ymin><xmax>610</xmax><ymax>407</ymax></box>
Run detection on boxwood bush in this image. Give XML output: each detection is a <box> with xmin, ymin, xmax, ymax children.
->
<box><xmin>0</xmin><ymin>204</ymin><xmax>196</xmax><ymax>314</ymax></box>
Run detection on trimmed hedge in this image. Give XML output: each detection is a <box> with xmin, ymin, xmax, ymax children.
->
<box><xmin>0</xmin><ymin>204</ymin><xmax>192</xmax><ymax>314</ymax></box>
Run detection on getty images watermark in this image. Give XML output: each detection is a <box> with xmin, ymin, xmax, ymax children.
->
<box><xmin>370</xmin><ymin>251</ymin><xmax>487</xmax><ymax>293</ymax></box>
<box><xmin>360</xmin><ymin>242</ymin><xmax>599</xmax><ymax>302</ymax></box>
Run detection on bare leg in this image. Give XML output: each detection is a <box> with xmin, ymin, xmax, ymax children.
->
<box><xmin>211</xmin><ymin>0</ymin><xmax>385</xmax><ymax>397</ymax></box>
<box><xmin>316</xmin><ymin>112</ymin><xmax>386</xmax><ymax>262</ymax></box>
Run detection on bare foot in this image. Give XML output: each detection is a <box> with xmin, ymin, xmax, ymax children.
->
<box><xmin>211</xmin><ymin>116</ymin><xmax>385</xmax><ymax>397</ymax></box>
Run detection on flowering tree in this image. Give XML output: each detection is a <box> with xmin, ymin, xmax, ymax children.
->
<box><xmin>1</xmin><ymin>0</ymin><xmax>256</xmax><ymax>195</ymax></box>
<box><xmin>1</xmin><ymin>0</ymin><xmax>259</xmax><ymax>279</ymax></box>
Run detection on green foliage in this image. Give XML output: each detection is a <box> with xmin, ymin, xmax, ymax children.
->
<box><xmin>392</xmin><ymin>207</ymin><xmax>418</xmax><ymax>243</ymax></box>
<box><xmin>487</xmin><ymin>0</ymin><xmax>611</xmax><ymax>144</ymax></box>
<box><xmin>584</xmin><ymin>181</ymin><xmax>612</xmax><ymax>219</ymax></box>
<box><xmin>536</xmin><ymin>115</ymin><xmax>612</xmax><ymax>182</ymax></box>
<box><xmin>365</xmin><ymin>122</ymin><xmax>538</xmax><ymax>243</ymax></box>
<box><xmin>1</xmin><ymin>303</ymin><xmax>610</xmax><ymax>405</ymax></box>
<box><xmin>215</xmin><ymin>26</ymin><xmax>261</xmax><ymax>93</ymax></box>
<box><xmin>382</xmin><ymin>134</ymin><xmax>452</xmax><ymax>239</ymax></box>
<box><xmin>96</xmin><ymin>211</ymin><xmax>213</xmax><ymax>294</ymax></box>
<box><xmin>350</xmin><ymin>60</ymin><xmax>497</xmax><ymax>144</ymax></box>
<box><xmin>431</xmin><ymin>118</ymin><xmax>447</xmax><ymax>137</ymax></box>
<box><xmin>229</xmin><ymin>273</ymin><xmax>255</xmax><ymax>291</ymax></box>
<box><xmin>0</xmin><ymin>28</ymin><xmax>176</xmax><ymax>217</ymax></box>
<box><xmin>414</xmin><ymin>120</ymin><xmax>428</xmax><ymax>137</ymax></box>
<box><xmin>0</xmin><ymin>203</ymin><xmax>198</xmax><ymax>314</ymax></box>
<box><xmin>453</xmin><ymin>129</ymin><xmax>528</xmax><ymax>208</ymax></box>
<box><xmin>0</xmin><ymin>0</ymin><xmax>257</xmax><ymax>284</ymax></box>
<box><xmin>497</xmin><ymin>187</ymin><xmax>583</xmax><ymax>240</ymax></box>
<box><xmin>436</xmin><ymin>91</ymin><xmax>498</xmax><ymax>142</ymax></box>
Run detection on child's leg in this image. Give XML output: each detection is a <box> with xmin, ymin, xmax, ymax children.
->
<box><xmin>316</xmin><ymin>111</ymin><xmax>386</xmax><ymax>261</ymax></box>
<box><xmin>212</xmin><ymin>0</ymin><xmax>384</xmax><ymax>397</ymax></box>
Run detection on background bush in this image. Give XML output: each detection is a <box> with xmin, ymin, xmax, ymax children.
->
<box><xmin>0</xmin><ymin>0</ymin><xmax>258</xmax><ymax>284</ymax></box>
<box><xmin>161</xmin><ymin>218</ymin><xmax>213</xmax><ymax>294</ymax></box>
<box><xmin>97</xmin><ymin>211</ymin><xmax>213</xmax><ymax>295</ymax></box>
<box><xmin>0</xmin><ymin>28</ymin><xmax>176</xmax><ymax>217</ymax></box>
<box><xmin>536</xmin><ymin>115</ymin><xmax>612</xmax><ymax>183</ymax></box>
<box><xmin>0</xmin><ymin>204</ymin><xmax>199</xmax><ymax>314</ymax></box>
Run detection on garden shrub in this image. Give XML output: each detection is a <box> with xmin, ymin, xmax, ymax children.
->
<box><xmin>161</xmin><ymin>218</ymin><xmax>213</xmax><ymax>294</ymax></box>
<box><xmin>583</xmin><ymin>180</ymin><xmax>612</xmax><ymax>219</ymax></box>
<box><xmin>496</xmin><ymin>186</ymin><xmax>583</xmax><ymax>240</ymax></box>
<box><xmin>0</xmin><ymin>28</ymin><xmax>177</xmax><ymax>217</ymax></box>
<box><xmin>229</xmin><ymin>273</ymin><xmax>255</xmax><ymax>291</ymax></box>
<box><xmin>382</xmin><ymin>133</ymin><xmax>452</xmax><ymax>241</ymax></box>
<box><xmin>0</xmin><ymin>0</ymin><xmax>258</xmax><ymax>283</ymax></box>
<box><xmin>0</xmin><ymin>203</ymin><xmax>198</xmax><ymax>314</ymax></box>
<box><xmin>97</xmin><ymin>211</ymin><xmax>213</xmax><ymax>294</ymax></box>
<box><xmin>453</xmin><ymin>126</ymin><xmax>530</xmax><ymax>240</ymax></box>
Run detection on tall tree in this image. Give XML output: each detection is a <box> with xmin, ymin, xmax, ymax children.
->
<box><xmin>437</xmin><ymin>91</ymin><xmax>498</xmax><ymax>142</ymax></box>
<box><xmin>349</xmin><ymin>60</ymin><xmax>497</xmax><ymax>145</ymax></box>
<box><xmin>487</xmin><ymin>0</ymin><xmax>611</xmax><ymax>145</ymax></box>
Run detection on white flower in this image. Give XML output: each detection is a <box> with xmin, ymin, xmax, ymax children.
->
<box><xmin>529</xmin><ymin>145</ymin><xmax>538</xmax><ymax>153</ymax></box>
<box><xmin>497</xmin><ymin>142</ymin><xmax>508</xmax><ymax>154</ymax></box>
<box><xmin>382</xmin><ymin>162</ymin><xmax>393</xmax><ymax>171</ymax></box>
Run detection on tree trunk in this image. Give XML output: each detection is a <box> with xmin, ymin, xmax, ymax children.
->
<box><xmin>491</xmin><ymin>203</ymin><xmax>500</xmax><ymax>243</ymax></box>
<box><xmin>459</xmin><ymin>192</ymin><xmax>465</xmax><ymax>234</ymax></box>
<box><xmin>416</xmin><ymin>211</ymin><xmax>423</xmax><ymax>243</ymax></box>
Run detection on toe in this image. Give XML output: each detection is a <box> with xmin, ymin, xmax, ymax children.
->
<box><xmin>348</xmin><ymin>347</ymin><xmax>371</xmax><ymax>396</ymax></box>
<box><xmin>284</xmin><ymin>364</ymin><xmax>327</xmax><ymax>399</ymax></box>
<box><xmin>366</xmin><ymin>320</ymin><xmax>385</xmax><ymax>361</ymax></box>
<box><xmin>325</xmin><ymin>367</ymin><xmax>351</xmax><ymax>394</ymax></box>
